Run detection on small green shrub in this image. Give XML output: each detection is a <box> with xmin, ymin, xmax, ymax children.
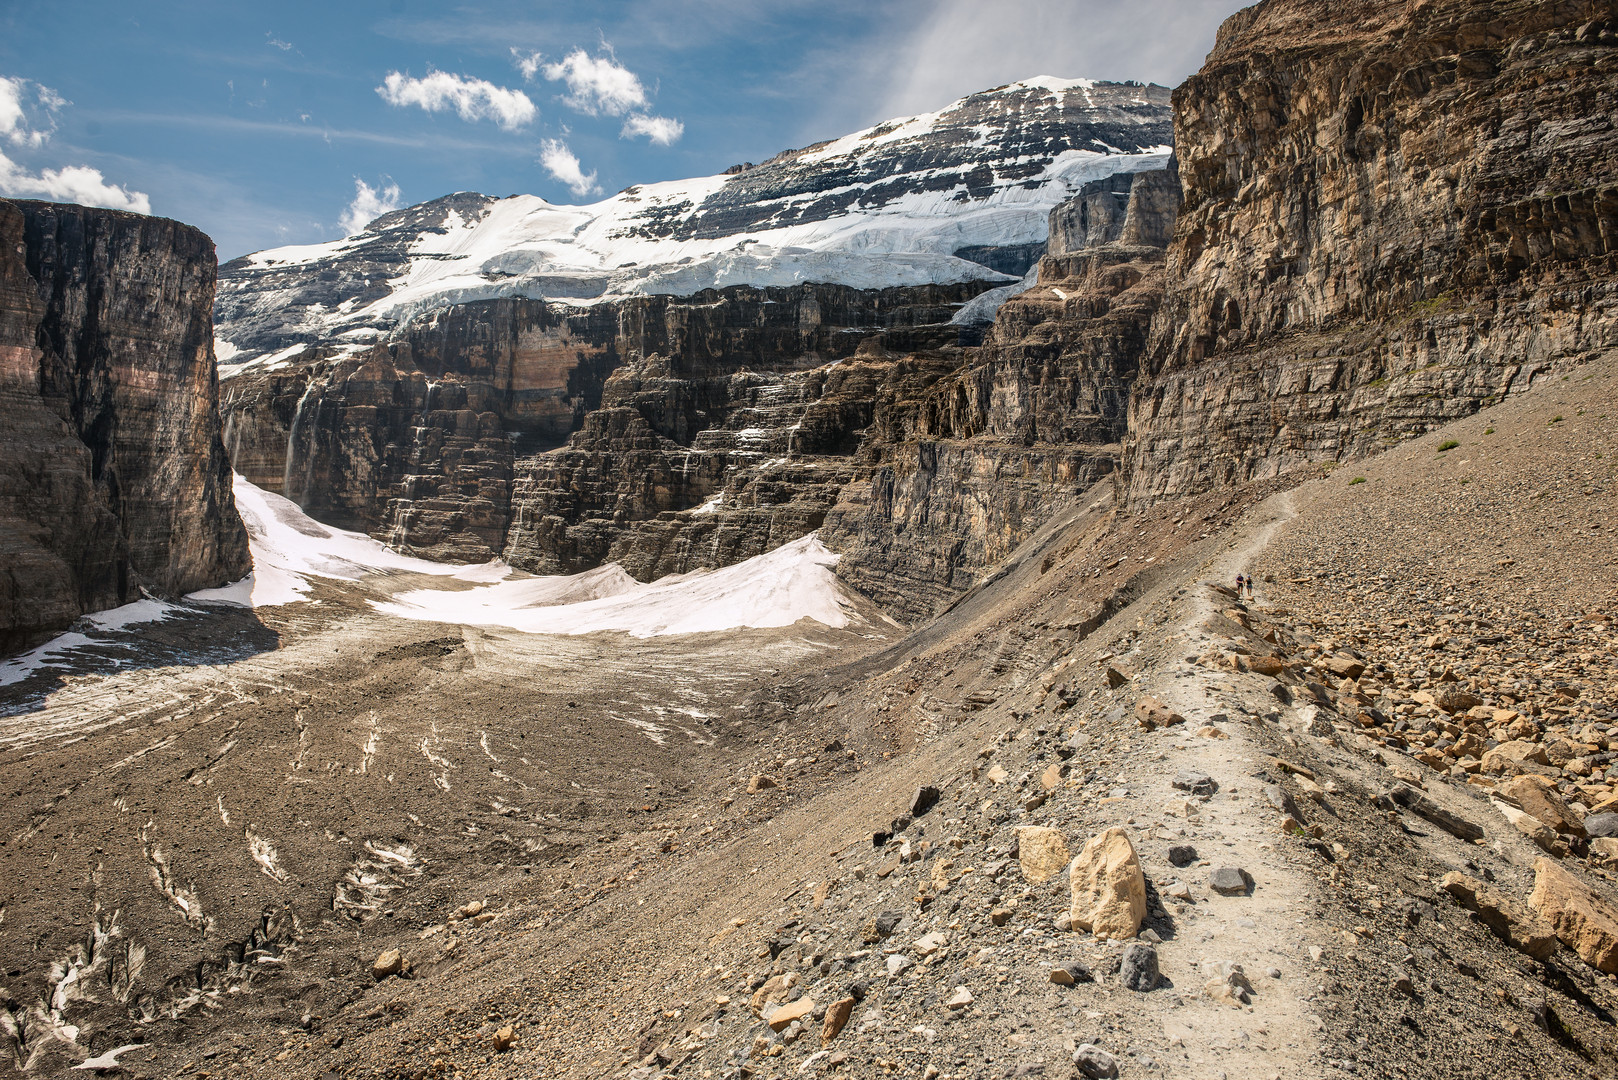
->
<box><xmin>1438</xmin><ymin>440</ymin><xmax>1460</xmax><ymax>451</ymax></box>
<box><xmin>1484</xmin><ymin>427</ymin><xmax>1494</xmax><ymax>434</ymax></box>
<box><xmin>1348</xmin><ymin>477</ymin><xmax>1367</xmax><ymax>485</ymax></box>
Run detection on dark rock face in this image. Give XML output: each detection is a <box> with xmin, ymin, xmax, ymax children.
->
<box><xmin>1125</xmin><ymin>0</ymin><xmax>1618</xmax><ymax>504</ymax></box>
<box><xmin>220</xmin><ymin>282</ymin><xmax>989</xmax><ymax>564</ymax></box>
<box><xmin>0</xmin><ymin>200</ymin><xmax>248</xmax><ymax>650</ymax></box>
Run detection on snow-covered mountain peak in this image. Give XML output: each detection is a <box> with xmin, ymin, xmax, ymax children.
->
<box><xmin>215</xmin><ymin>77</ymin><xmax>1172</xmax><ymax>376</ymax></box>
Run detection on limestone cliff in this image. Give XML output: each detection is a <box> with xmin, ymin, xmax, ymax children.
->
<box><xmin>219</xmin><ymin>282</ymin><xmax>986</xmax><ymax>564</ymax></box>
<box><xmin>0</xmin><ymin>200</ymin><xmax>248</xmax><ymax>650</ymax></box>
<box><xmin>822</xmin><ymin>167</ymin><xmax>1181</xmax><ymax>621</ymax></box>
<box><xmin>1125</xmin><ymin>0</ymin><xmax>1618</xmax><ymax>503</ymax></box>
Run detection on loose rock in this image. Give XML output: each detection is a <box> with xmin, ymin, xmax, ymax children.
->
<box><xmin>1069</xmin><ymin>827</ymin><xmax>1148</xmax><ymax>939</ymax></box>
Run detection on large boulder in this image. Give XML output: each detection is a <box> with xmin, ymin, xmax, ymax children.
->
<box><xmin>1499</xmin><ymin>775</ymin><xmax>1584</xmax><ymax>836</ymax></box>
<box><xmin>1530</xmin><ymin>858</ymin><xmax>1618</xmax><ymax>973</ymax></box>
<box><xmin>1068</xmin><ymin>827</ymin><xmax>1146</xmax><ymax>939</ymax></box>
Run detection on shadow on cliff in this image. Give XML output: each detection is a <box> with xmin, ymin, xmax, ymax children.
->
<box><xmin>0</xmin><ymin>603</ymin><xmax>281</xmax><ymax>718</ymax></box>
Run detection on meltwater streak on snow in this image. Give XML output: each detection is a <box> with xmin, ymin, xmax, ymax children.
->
<box><xmin>371</xmin><ymin>534</ymin><xmax>856</xmax><ymax>638</ymax></box>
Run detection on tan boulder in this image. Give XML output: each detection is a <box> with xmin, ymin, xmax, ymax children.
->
<box><xmin>822</xmin><ymin>997</ymin><xmax>855</xmax><ymax>1042</ymax></box>
<box><xmin>1530</xmin><ymin>858</ymin><xmax>1618</xmax><ymax>973</ymax></box>
<box><xmin>1499</xmin><ymin>774</ymin><xmax>1583</xmax><ymax>836</ymax></box>
<box><xmin>1134</xmin><ymin>695</ymin><xmax>1185</xmax><ymax>730</ymax></box>
<box><xmin>1440</xmin><ymin>872</ymin><xmax>1557</xmax><ymax>960</ymax></box>
<box><xmin>750</xmin><ymin>972</ymin><xmax>799</xmax><ymax>1016</ymax></box>
<box><xmin>1435</xmin><ymin>689</ymin><xmax>1484</xmax><ymax>715</ymax></box>
<box><xmin>1246</xmin><ymin>655</ymin><xmax>1285</xmax><ymax>677</ymax></box>
<box><xmin>748</xmin><ymin>774</ymin><xmax>778</xmax><ymax>794</ymax></box>
<box><xmin>1041</xmin><ymin>763</ymin><xmax>1064</xmax><ymax>791</ymax></box>
<box><xmin>1068</xmin><ymin>827</ymin><xmax>1146</xmax><ymax>939</ymax></box>
<box><xmin>765</xmin><ymin>995</ymin><xmax>815</xmax><ymax>1032</ymax></box>
<box><xmin>1015</xmin><ymin>825</ymin><xmax>1072</xmax><ymax>884</ymax></box>
<box><xmin>1481</xmin><ymin>740</ymin><xmax>1550</xmax><ymax>774</ymax></box>
<box><xmin>1492</xmin><ymin>800</ymin><xmax>1557</xmax><ymax>852</ymax></box>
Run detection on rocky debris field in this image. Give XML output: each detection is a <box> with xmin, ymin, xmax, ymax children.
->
<box><xmin>4</xmin><ymin>372</ymin><xmax>1616</xmax><ymax>1080</ymax></box>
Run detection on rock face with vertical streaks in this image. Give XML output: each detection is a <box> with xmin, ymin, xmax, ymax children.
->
<box><xmin>0</xmin><ymin>200</ymin><xmax>248</xmax><ymax>650</ymax></box>
<box><xmin>1124</xmin><ymin>0</ymin><xmax>1618</xmax><ymax>505</ymax></box>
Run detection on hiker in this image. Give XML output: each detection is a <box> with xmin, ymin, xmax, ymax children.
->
<box><xmin>1245</xmin><ymin>574</ymin><xmax>1256</xmax><ymax>601</ymax></box>
<box><xmin>1235</xmin><ymin>573</ymin><xmax>1246</xmax><ymax>598</ymax></box>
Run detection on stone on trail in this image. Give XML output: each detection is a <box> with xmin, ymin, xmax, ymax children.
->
<box><xmin>1167</xmin><ymin>844</ymin><xmax>1198</xmax><ymax>867</ymax></box>
<box><xmin>371</xmin><ymin>948</ymin><xmax>403</xmax><ymax>981</ymax></box>
<box><xmin>493</xmin><ymin>1025</ymin><xmax>517</xmax><ymax>1052</ymax></box>
<box><xmin>1247</xmin><ymin>655</ymin><xmax>1285</xmax><ymax>677</ymax></box>
<box><xmin>1383</xmin><ymin>785</ymin><xmax>1485</xmax><ymax>842</ymax></box>
<box><xmin>986</xmin><ymin>763</ymin><xmax>1009</xmax><ymax>785</ymax></box>
<box><xmin>1105</xmin><ymin>666</ymin><xmax>1130</xmax><ymax>688</ymax></box>
<box><xmin>822</xmin><ymin>996</ymin><xmax>856</xmax><ymax>1042</ymax></box>
<box><xmin>1040</xmin><ymin>762</ymin><xmax>1064</xmax><ymax>791</ymax></box>
<box><xmin>1204</xmin><ymin>961</ymin><xmax>1255</xmax><ymax>1006</ymax></box>
<box><xmin>945</xmin><ymin>986</ymin><xmax>973</xmax><ymax>1009</ymax></box>
<box><xmin>751</xmin><ymin>973</ymin><xmax>801</xmax><ymax>1015</ymax></box>
<box><xmin>910</xmin><ymin>785</ymin><xmax>941</xmax><ymax>816</ymax></box>
<box><xmin>766</xmin><ymin>995</ymin><xmax>815</xmax><ymax>1032</ymax></box>
<box><xmin>1492</xmin><ymin>799</ymin><xmax>1558</xmax><ymax>852</ymax></box>
<box><xmin>1264</xmin><ymin>784</ymin><xmax>1305</xmax><ymax>822</ymax></box>
<box><xmin>1482</xmin><ymin>740</ymin><xmax>1551</xmax><ymax>774</ymax></box>
<box><xmin>1440</xmin><ymin>872</ymin><xmax>1558</xmax><ymax>961</ymax></box>
<box><xmin>1209</xmin><ymin>866</ymin><xmax>1252</xmax><ymax>895</ymax></box>
<box><xmin>1499</xmin><ymin>774</ymin><xmax>1584</xmax><ymax>836</ymax></box>
<box><xmin>1585</xmin><ymin>813</ymin><xmax>1618</xmax><ymax>839</ymax></box>
<box><xmin>1068</xmin><ymin>827</ymin><xmax>1147</xmax><ymax>939</ymax></box>
<box><xmin>1135</xmin><ymin>695</ymin><xmax>1185</xmax><ymax>730</ymax></box>
<box><xmin>886</xmin><ymin>954</ymin><xmax>914</xmax><ymax>977</ymax></box>
<box><xmin>1119</xmin><ymin>943</ymin><xmax>1161</xmax><ymax>991</ymax></box>
<box><xmin>1073</xmin><ymin>1044</ymin><xmax>1120</xmax><ymax>1079</ymax></box>
<box><xmin>914</xmin><ymin>931</ymin><xmax>947</xmax><ymax>957</ymax></box>
<box><xmin>1015</xmin><ymin>825</ymin><xmax>1072</xmax><ymax>883</ymax></box>
<box><xmin>1172</xmin><ymin>770</ymin><xmax>1218</xmax><ymax>796</ymax></box>
<box><xmin>1325</xmin><ymin>654</ymin><xmax>1366</xmax><ymax>680</ymax></box>
<box><xmin>1529</xmin><ymin>857</ymin><xmax>1618</xmax><ymax>973</ymax></box>
<box><xmin>748</xmin><ymin>774</ymin><xmax>778</xmax><ymax>794</ymax></box>
<box><xmin>1049</xmin><ymin>960</ymin><xmax>1095</xmax><ymax>986</ymax></box>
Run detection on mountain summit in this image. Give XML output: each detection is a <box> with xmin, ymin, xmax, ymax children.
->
<box><xmin>214</xmin><ymin>77</ymin><xmax>1171</xmax><ymax>372</ymax></box>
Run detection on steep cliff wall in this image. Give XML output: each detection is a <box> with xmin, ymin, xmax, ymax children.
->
<box><xmin>822</xmin><ymin>168</ymin><xmax>1180</xmax><ymax>621</ymax></box>
<box><xmin>1126</xmin><ymin>0</ymin><xmax>1618</xmax><ymax>503</ymax></box>
<box><xmin>0</xmin><ymin>200</ymin><xmax>248</xmax><ymax>650</ymax></box>
<box><xmin>219</xmin><ymin>281</ymin><xmax>987</xmax><ymax>563</ymax></box>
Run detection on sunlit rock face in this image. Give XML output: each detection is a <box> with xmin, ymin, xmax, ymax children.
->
<box><xmin>1124</xmin><ymin>0</ymin><xmax>1618</xmax><ymax>504</ymax></box>
<box><xmin>0</xmin><ymin>199</ymin><xmax>248</xmax><ymax>651</ymax></box>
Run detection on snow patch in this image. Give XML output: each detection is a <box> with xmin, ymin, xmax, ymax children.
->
<box><xmin>372</xmin><ymin>533</ymin><xmax>855</xmax><ymax>637</ymax></box>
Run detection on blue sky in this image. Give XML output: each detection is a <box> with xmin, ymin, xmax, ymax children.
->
<box><xmin>0</xmin><ymin>1</ymin><xmax>1244</xmax><ymax>260</ymax></box>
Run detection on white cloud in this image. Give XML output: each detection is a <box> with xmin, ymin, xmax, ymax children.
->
<box><xmin>340</xmin><ymin>177</ymin><xmax>402</xmax><ymax>235</ymax></box>
<box><xmin>0</xmin><ymin>74</ymin><xmax>148</xmax><ymax>213</ymax></box>
<box><xmin>511</xmin><ymin>49</ymin><xmax>543</xmax><ymax>81</ymax></box>
<box><xmin>620</xmin><ymin>113</ymin><xmax>683</xmax><ymax>146</ymax></box>
<box><xmin>541</xmin><ymin>48</ymin><xmax>648</xmax><ymax>116</ymax></box>
<box><xmin>538</xmin><ymin>138</ymin><xmax>599</xmax><ymax>199</ymax></box>
<box><xmin>0</xmin><ymin>150</ymin><xmax>151</xmax><ymax>214</ymax></box>
<box><xmin>376</xmin><ymin>71</ymin><xmax>536</xmax><ymax>130</ymax></box>
<box><xmin>0</xmin><ymin>75</ymin><xmax>64</xmax><ymax>149</ymax></box>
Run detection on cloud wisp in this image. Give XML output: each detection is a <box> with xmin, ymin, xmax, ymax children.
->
<box><xmin>340</xmin><ymin>177</ymin><xmax>402</xmax><ymax>234</ymax></box>
<box><xmin>377</xmin><ymin>71</ymin><xmax>536</xmax><ymax>130</ymax></box>
<box><xmin>536</xmin><ymin>48</ymin><xmax>647</xmax><ymax>116</ymax></box>
<box><xmin>0</xmin><ymin>74</ymin><xmax>150</xmax><ymax>213</ymax></box>
<box><xmin>538</xmin><ymin>138</ymin><xmax>598</xmax><ymax>199</ymax></box>
<box><xmin>515</xmin><ymin>46</ymin><xmax>683</xmax><ymax>146</ymax></box>
<box><xmin>620</xmin><ymin>113</ymin><xmax>683</xmax><ymax>146</ymax></box>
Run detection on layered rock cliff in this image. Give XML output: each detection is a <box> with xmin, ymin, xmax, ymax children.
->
<box><xmin>822</xmin><ymin>167</ymin><xmax>1181</xmax><ymax>620</ymax></box>
<box><xmin>1125</xmin><ymin>0</ymin><xmax>1618</xmax><ymax>503</ymax></box>
<box><xmin>0</xmin><ymin>200</ymin><xmax>248</xmax><ymax>650</ymax></box>
<box><xmin>220</xmin><ymin>282</ymin><xmax>986</xmax><ymax>564</ymax></box>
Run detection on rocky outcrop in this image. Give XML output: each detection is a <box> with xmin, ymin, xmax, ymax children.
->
<box><xmin>1125</xmin><ymin>0</ymin><xmax>1618</xmax><ymax>504</ymax></box>
<box><xmin>0</xmin><ymin>200</ymin><xmax>248</xmax><ymax>650</ymax></box>
<box><xmin>219</xmin><ymin>282</ymin><xmax>988</xmax><ymax>564</ymax></box>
